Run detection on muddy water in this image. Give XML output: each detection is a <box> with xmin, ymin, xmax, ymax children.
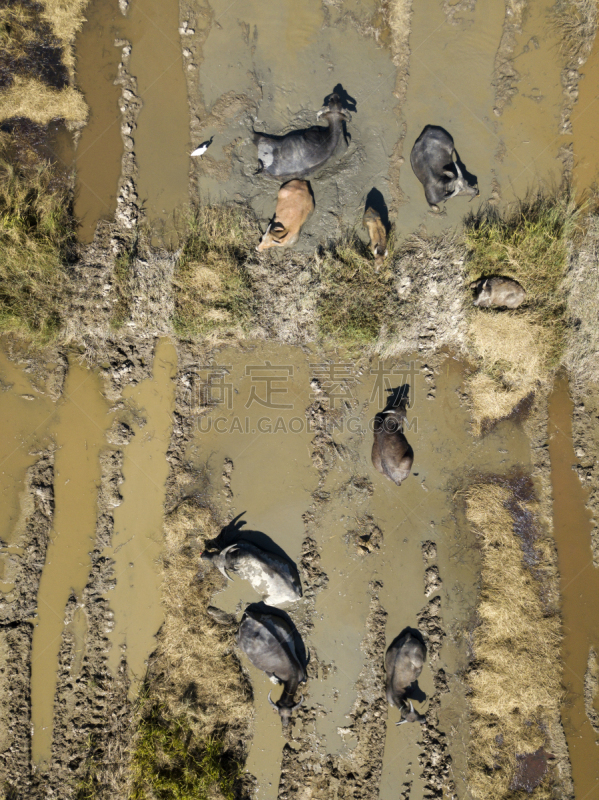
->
<box><xmin>72</xmin><ymin>0</ymin><xmax>189</xmax><ymax>242</ymax></box>
<box><xmin>398</xmin><ymin>0</ymin><xmax>503</xmax><ymax>233</ymax></box>
<box><xmin>191</xmin><ymin>345</ymin><xmax>534</xmax><ymax>798</ymax></box>
<box><xmin>31</xmin><ymin>360</ymin><xmax>112</xmax><ymax>765</ymax></box>
<box><xmin>496</xmin><ymin>0</ymin><xmax>568</xmax><ymax>200</ymax></box>
<box><xmin>572</xmin><ymin>30</ymin><xmax>599</xmax><ymax>195</ymax></box>
<box><xmin>548</xmin><ymin>376</ymin><xmax>599</xmax><ymax>800</ymax></box>
<box><xmin>72</xmin><ymin>0</ymin><xmax>123</xmax><ymax>243</ymax></box>
<box><xmin>126</xmin><ymin>0</ymin><xmax>190</xmax><ymax>237</ymax></box>
<box><xmin>186</xmin><ymin>344</ymin><xmax>316</xmax><ymax>800</ymax></box>
<box><xmin>106</xmin><ymin>338</ymin><xmax>177</xmax><ymax>689</ymax></box>
<box><xmin>0</xmin><ymin>350</ymin><xmax>54</xmax><ymax>557</ymax></box>
<box><xmin>193</xmin><ymin>0</ymin><xmax>401</xmax><ymax>249</ymax></box>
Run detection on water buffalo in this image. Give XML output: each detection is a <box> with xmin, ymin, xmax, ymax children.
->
<box><xmin>237</xmin><ymin>608</ymin><xmax>306</xmax><ymax>726</ymax></box>
<box><xmin>410</xmin><ymin>125</ymin><xmax>479</xmax><ymax>211</ymax></box>
<box><xmin>201</xmin><ymin>540</ymin><xmax>302</xmax><ymax>605</ymax></box>
<box><xmin>257</xmin><ymin>180</ymin><xmax>314</xmax><ymax>252</ymax></box>
<box><xmin>371</xmin><ymin>401</ymin><xmax>413</xmax><ymax>486</ymax></box>
<box><xmin>385</xmin><ymin>631</ymin><xmax>427</xmax><ymax>724</ymax></box>
<box><xmin>470</xmin><ymin>276</ymin><xmax>526</xmax><ymax>308</ymax></box>
<box><xmin>254</xmin><ymin>94</ymin><xmax>350</xmax><ymax>179</ymax></box>
<box><xmin>362</xmin><ymin>207</ymin><xmax>388</xmax><ymax>270</ymax></box>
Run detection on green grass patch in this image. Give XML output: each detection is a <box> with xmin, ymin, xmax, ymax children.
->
<box><xmin>316</xmin><ymin>233</ymin><xmax>396</xmax><ymax>346</ymax></box>
<box><xmin>0</xmin><ymin>152</ymin><xmax>73</xmax><ymax>342</ymax></box>
<box><xmin>173</xmin><ymin>204</ymin><xmax>257</xmax><ymax>339</ymax></box>
<box><xmin>130</xmin><ymin>703</ymin><xmax>241</xmax><ymax>800</ymax></box>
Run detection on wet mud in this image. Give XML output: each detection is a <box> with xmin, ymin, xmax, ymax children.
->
<box><xmin>187</xmin><ymin>344</ymin><xmax>545</xmax><ymax>798</ymax></box>
<box><xmin>548</xmin><ymin>376</ymin><xmax>599</xmax><ymax>799</ymax></box>
<box><xmin>31</xmin><ymin>359</ymin><xmax>111</xmax><ymax>765</ymax></box>
<box><xmin>106</xmin><ymin>337</ymin><xmax>177</xmax><ymax>689</ymax></box>
<box><xmin>71</xmin><ymin>0</ymin><xmax>123</xmax><ymax>243</ymax></box>
<box><xmin>183</xmin><ymin>0</ymin><xmax>401</xmax><ymax>249</ymax></box>
<box><xmin>572</xmin><ymin>27</ymin><xmax>599</xmax><ymax>195</ymax></box>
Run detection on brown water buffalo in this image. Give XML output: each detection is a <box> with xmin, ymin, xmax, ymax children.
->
<box><xmin>371</xmin><ymin>402</ymin><xmax>413</xmax><ymax>486</ymax></box>
<box><xmin>470</xmin><ymin>276</ymin><xmax>526</xmax><ymax>308</ymax></box>
<box><xmin>410</xmin><ymin>125</ymin><xmax>479</xmax><ymax>211</ymax></box>
<box><xmin>254</xmin><ymin>94</ymin><xmax>350</xmax><ymax>179</ymax></box>
<box><xmin>256</xmin><ymin>180</ymin><xmax>314</xmax><ymax>251</ymax></box>
<box><xmin>385</xmin><ymin>631</ymin><xmax>427</xmax><ymax>724</ymax></box>
<box><xmin>362</xmin><ymin>207</ymin><xmax>388</xmax><ymax>270</ymax></box>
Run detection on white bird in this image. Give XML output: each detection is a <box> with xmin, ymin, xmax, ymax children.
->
<box><xmin>191</xmin><ymin>136</ymin><xmax>213</xmax><ymax>157</ymax></box>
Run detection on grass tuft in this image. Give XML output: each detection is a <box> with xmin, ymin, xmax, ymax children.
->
<box><xmin>0</xmin><ymin>153</ymin><xmax>73</xmax><ymax>341</ymax></box>
<box><xmin>464</xmin><ymin>193</ymin><xmax>580</xmax><ymax>430</ymax></box>
<box><xmin>110</xmin><ymin>236</ymin><xmax>137</xmax><ymax>330</ymax></box>
<box><xmin>316</xmin><ymin>232</ymin><xmax>396</xmax><ymax>346</ymax></box>
<box><xmin>173</xmin><ymin>205</ymin><xmax>257</xmax><ymax>340</ymax></box>
<box><xmin>130</xmin><ymin>702</ymin><xmax>241</xmax><ymax>800</ymax></box>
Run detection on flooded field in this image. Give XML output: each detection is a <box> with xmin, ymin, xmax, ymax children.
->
<box><xmin>3</xmin><ymin>0</ymin><xmax>599</xmax><ymax>796</ymax></box>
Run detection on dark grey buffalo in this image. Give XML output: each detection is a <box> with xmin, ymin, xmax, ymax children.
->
<box><xmin>254</xmin><ymin>94</ymin><xmax>350</xmax><ymax>179</ymax></box>
<box><xmin>410</xmin><ymin>125</ymin><xmax>479</xmax><ymax>211</ymax></box>
<box><xmin>470</xmin><ymin>276</ymin><xmax>526</xmax><ymax>309</ymax></box>
<box><xmin>237</xmin><ymin>608</ymin><xmax>306</xmax><ymax>726</ymax></box>
<box><xmin>385</xmin><ymin>631</ymin><xmax>427</xmax><ymax>724</ymax></box>
<box><xmin>201</xmin><ymin>540</ymin><xmax>302</xmax><ymax>606</ymax></box>
<box><xmin>371</xmin><ymin>402</ymin><xmax>413</xmax><ymax>486</ymax></box>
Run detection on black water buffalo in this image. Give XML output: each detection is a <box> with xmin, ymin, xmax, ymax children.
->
<box><xmin>385</xmin><ymin>631</ymin><xmax>427</xmax><ymax>724</ymax></box>
<box><xmin>254</xmin><ymin>94</ymin><xmax>350</xmax><ymax>179</ymax></box>
<box><xmin>237</xmin><ymin>608</ymin><xmax>306</xmax><ymax>726</ymax></box>
<box><xmin>371</xmin><ymin>401</ymin><xmax>413</xmax><ymax>486</ymax></box>
<box><xmin>410</xmin><ymin>125</ymin><xmax>478</xmax><ymax>211</ymax></box>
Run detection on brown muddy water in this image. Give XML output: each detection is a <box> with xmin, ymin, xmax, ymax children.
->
<box><xmin>189</xmin><ymin>346</ymin><xmax>534</xmax><ymax>798</ymax></box>
<box><xmin>31</xmin><ymin>359</ymin><xmax>112</xmax><ymax>766</ymax></box>
<box><xmin>0</xmin><ymin>350</ymin><xmax>54</xmax><ymax>562</ymax></box>
<box><xmin>72</xmin><ymin>0</ymin><xmax>123</xmax><ymax>243</ymax></box>
<box><xmin>548</xmin><ymin>376</ymin><xmax>599</xmax><ymax>800</ymax></box>
<box><xmin>572</xmin><ymin>29</ymin><xmax>599</xmax><ymax>196</ymax></box>
<box><xmin>72</xmin><ymin>0</ymin><xmax>190</xmax><ymax>242</ymax></box>
<box><xmin>106</xmin><ymin>338</ymin><xmax>177</xmax><ymax>690</ymax></box>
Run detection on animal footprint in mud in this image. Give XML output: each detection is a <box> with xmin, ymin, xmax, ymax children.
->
<box><xmin>424</xmin><ymin>566</ymin><xmax>442</xmax><ymax>598</ymax></box>
<box><xmin>201</xmin><ymin>539</ymin><xmax>302</xmax><ymax>605</ymax></box>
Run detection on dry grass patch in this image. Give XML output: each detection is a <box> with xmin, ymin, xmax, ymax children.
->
<box><xmin>0</xmin><ymin>150</ymin><xmax>73</xmax><ymax>341</ymax></box>
<box><xmin>40</xmin><ymin>0</ymin><xmax>90</xmax><ymax>79</ymax></box>
<box><xmin>129</xmin><ymin>496</ymin><xmax>252</xmax><ymax>799</ymax></box>
<box><xmin>0</xmin><ymin>75</ymin><xmax>87</xmax><ymax>125</ymax></box>
<box><xmin>465</xmin><ymin>481</ymin><xmax>563</xmax><ymax>800</ymax></box>
<box><xmin>173</xmin><ymin>205</ymin><xmax>258</xmax><ymax>341</ymax></box>
<box><xmin>464</xmin><ymin>194</ymin><xmax>580</xmax><ymax>431</ymax></box>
